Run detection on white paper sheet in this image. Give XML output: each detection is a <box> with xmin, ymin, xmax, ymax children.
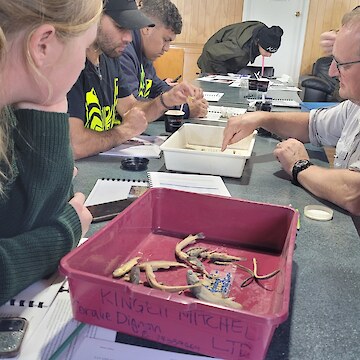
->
<box><xmin>203</xmin><ymin>92</ymin><xmax>224</xmax><ymax>102</ymax></box>
<box><xmin>17</xmin><ymin>286</ymin><xmax>116</xmax><ymax>360</ymax></box>
<box><xmin>268</xmin><ymin>84</ymin><xmax>301</xmax><ymax>91</ymax></box>
<box><xmin>271</xmin><ymin>99</ymin><xmax>300</xmax><ymax>108</ymax></box>
<box><xmin>148</xmin><ymin>172</ymin><xmax>231</xmax><ymax>197</ymax></box>
<box><xmin>99</xmin><ymin>135</ymin><xmax>166</xmax><ymax>158</ymax></box>
<box><xmin>72</xmin><ymin>337</ymin><xmax>214</xmax><ymax>360</ymax></box>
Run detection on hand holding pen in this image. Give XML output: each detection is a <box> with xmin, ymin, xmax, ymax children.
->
<box><xmin>164</xmin><ymin>74</ymin><xmax>182</xmax><ymax>86</ymax></box>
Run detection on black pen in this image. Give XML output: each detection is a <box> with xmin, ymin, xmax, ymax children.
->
<box><xmin>163</xmin><ymin>75</ymin><xmax>182</xmax><ymax>82</ymax></box>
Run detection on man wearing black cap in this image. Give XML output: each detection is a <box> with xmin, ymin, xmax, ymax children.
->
<box><xmin>197</xmin><ymin>21</ymin><xmax>283</xmax><ymax>74</ymax></box>
<box><xmin>67</xmin><ymin>0</ymin><xmax>201</xmax><ymax>160</ymax></box>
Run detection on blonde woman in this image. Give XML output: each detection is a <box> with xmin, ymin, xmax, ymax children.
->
<box><xmin>0</xmin><ymin>0</ymin><xmax>102</xmax><ymax>305</ymax></box>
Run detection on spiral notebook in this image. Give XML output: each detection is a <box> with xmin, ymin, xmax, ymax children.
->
<box><xmin>86</xmin><ymin>173</ymin><xmax>230</xmax><ymax>209</ymax></box>
<box><xmin>85</xmin><ymin>178</ymin><xmax>149</xmax><ymax>206</ymax></box>
<box><xmin>1</xmin><ymin>272</ymin><xmax>66</xmax><ymax>310</ymax></box>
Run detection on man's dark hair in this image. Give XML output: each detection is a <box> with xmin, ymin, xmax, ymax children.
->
<box><xmin>141</xmin><ymin>0</ymin><xmax>182</xmax><ymax>34</ymax></box>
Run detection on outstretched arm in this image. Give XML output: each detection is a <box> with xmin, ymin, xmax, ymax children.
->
<box><xmin>222</xmin><ymin>111</ymin><xmax>310</xmax><ymax>151</ymax></box>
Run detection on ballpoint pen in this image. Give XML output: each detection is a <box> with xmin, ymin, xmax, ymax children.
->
<box><xmin>163</xmin><ymin>74</ymin><xmax>182</xmax><ymax>82</ymax></box>
<box><xmin>173</xmin><ymin>74</ymin><xmax>182</xmax><ymax>82</ymax></box>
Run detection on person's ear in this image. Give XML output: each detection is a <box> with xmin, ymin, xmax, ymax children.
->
<box><xmin>141</xmin><ymin>26</ymin><xmax>152</xmax><ymax>37</ymax></box>
<box><xmin>27</xmin><ymin>24</ymin><xmax>57</xmax><ymax>68</ymax></box>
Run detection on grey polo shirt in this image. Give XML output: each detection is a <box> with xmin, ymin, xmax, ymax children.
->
<box><xmin>309</xmin><ymin>100</ymin><xmax>360</xmax><ymax>170</ymax></box>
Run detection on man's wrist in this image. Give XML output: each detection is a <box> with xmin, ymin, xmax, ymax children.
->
<box><xmin>292</xmin><ymin>159</ymin><xmax>313</xmax><ymax>186</ymax></box>
<box><xmin>159</xmin><ymin>92</ymin><xmax>171</xmax><ymax>110</ymax></box>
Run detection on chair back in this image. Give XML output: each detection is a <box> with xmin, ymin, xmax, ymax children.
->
<box><xmin>312</xmin><ymin>57</ymin><xmax>337</xmax><ymax>89</ymax></box>
<box><xmin>300</xmin><ymin>56</ymin><xmax>341</xmax><ymax>102</ymax></box>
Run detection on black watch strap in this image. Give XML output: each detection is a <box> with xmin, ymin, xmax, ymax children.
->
<box><xmin>292</xmin><ymin>159</ymin><xmax>313</xmax><ymax>186</ymax></box>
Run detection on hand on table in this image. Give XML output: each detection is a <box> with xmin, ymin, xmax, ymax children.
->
<box><xmin>69</xmin><ymin>192</ymin><xmax>92</xmax><ymax>238</ymax></box>
<box><xmin>273</xmin><ymin>138</ymin><xmax>310</xmax><ymax>176</ymax></box>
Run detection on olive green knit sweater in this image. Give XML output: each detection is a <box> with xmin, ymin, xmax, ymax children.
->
<box><xmin>0</xmin><ymin>108</ymin><xmax>81</xmax><ymax>306</ymax></box>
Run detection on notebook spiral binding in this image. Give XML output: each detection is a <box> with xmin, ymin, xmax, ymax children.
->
<box><xmin>101</xmin><ymin>178</ymin><xmax>147</xmax><ymax>183</ymax></box>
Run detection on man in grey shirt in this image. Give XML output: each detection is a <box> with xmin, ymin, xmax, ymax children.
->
<box><xmin>221</xmin><ymin>8</ymin><xmax>360</xmax><ymax>216</ymax></box>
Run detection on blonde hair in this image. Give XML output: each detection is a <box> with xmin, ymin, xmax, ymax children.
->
<box><xmin>0</xmin><ymin>0</ymin><xmax>102</xmax><ymax>193</ymax></box>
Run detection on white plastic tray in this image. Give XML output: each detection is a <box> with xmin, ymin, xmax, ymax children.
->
<box><xmin>160</xmin><ymin>123</ymin><xmax>256</xmax><ymax>178</ymax></box>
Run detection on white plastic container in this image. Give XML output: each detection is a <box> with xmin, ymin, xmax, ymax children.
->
<box><xmin>160</xmin><ymin>123</ymin><xmax>256</xmax><ymax>178</ymax></box>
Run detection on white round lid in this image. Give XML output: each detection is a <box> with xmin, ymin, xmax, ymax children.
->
<box><xmin>304</xmin><ymin>205</ymin><xmax>334</xmax><ymax>221</ymax></box>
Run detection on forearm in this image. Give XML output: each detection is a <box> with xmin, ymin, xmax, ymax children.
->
<box><xmin>136</xmin><ymin>95</ymin><xmax>168</xmax><ymax>123</ymax></box>
<box><xmin>69</xmin><ymin>118</ymin><xmax>135</xmax><ymax>160</ymax></box>
<box><xmin>298</xmin><ymin>166</ymin><xmax>360</xmax><ymax>215</ymax></box>
<box><xmin>117</xmin><ymin>94</ymin><xmax>166</xmax><ymax>123</ymax></box>
<box><xmin>260</xmin><ymin>112</ymin><xmax>310</xmax><ymax>142</ymax></box>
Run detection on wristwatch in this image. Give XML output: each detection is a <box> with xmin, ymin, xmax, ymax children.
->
<box><xmin>292</xmin><ymin>159</ymin><xmax>313</xmax><ymax>185</ymax></box>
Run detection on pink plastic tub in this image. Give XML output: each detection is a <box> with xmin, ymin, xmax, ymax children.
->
<box><xmin>60</xmin><ymin>188</ymin><xmax>298</xmax><ymax>360</ymax></box>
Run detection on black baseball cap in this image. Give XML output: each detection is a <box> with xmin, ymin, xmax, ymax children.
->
<box><xmin>104</xmin><ymin>0</ymin><xmax>154</xmax><ymax>30</ymax></box>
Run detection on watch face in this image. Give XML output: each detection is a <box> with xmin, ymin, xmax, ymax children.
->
<box><xmin>295</xmin><ymin>159</ymin><xmax>309</xmax><ymax>168</ymax></box>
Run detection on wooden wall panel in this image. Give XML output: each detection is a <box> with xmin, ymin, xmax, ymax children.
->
<box><xmin>182</xmin><ymin>45</ymin><xmax>204</xmax><ymax>80</ymax></box>
<box><xmin>166</xmin><ymin>0</ymin><xmax>358</xmax><ymax>81</ymax></box>
<box><xmin>300</xmin><ymin>0</ymin><xmax>358</xmax><ymax>75</ymax></box>
<box><xmin>172</xmin><ymin>0</ymin><xmax>242</xmax><ymax>44</ymax></box>
<box><xmin>153</xmin><ymin>48</ymin><xmax>184</xmax><ymax>80</ymax></box>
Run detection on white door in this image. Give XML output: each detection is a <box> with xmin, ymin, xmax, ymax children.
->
<box><xmin>242</xmin><ymin>0</ymin><xmax>309</xmax><ymax>84</ymax></box>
